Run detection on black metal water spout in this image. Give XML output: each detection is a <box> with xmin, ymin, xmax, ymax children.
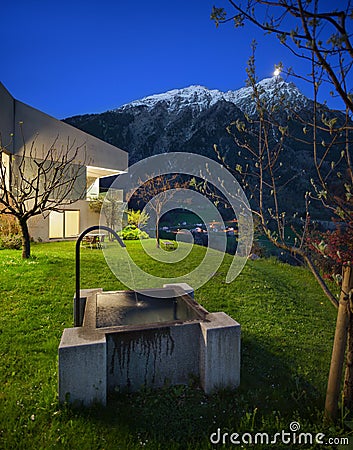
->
<box><xmin>75</xmin><ymin>225</ymin><xmax>126</xmax><ymax>327</ymax></box>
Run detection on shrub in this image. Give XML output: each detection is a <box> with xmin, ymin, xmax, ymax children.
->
<box><xmin>119</xmin><ymin>225</ymin><xmax>149</xmax><ymax>240</ymax></box>
<box><xmin>0</xmin><ymin>214</ymin><xmax>22</xmax><ymax>250</ymax></box>
<box><xmin>0</xmin><ymin>214</ymin><xmax>21</xmax><ymax>235</ymax></box>
<box><xmin>0</xmin><ymin>234</ymin><xmax>22</xmax><ymax>250</ymax></box>
<box><xmin>127</xmin><ymin>209</ymin><xmax>149</xmax><ymax>228</ymax></box>
<box><xmin>161</xmin><ymin>240</ymin><xmax>178</xmax><ymax>251</ymax></box>
<box><xmin>307</xmin><ymin>221</ymin><xmax>353</xmax><ymax>281</ymax></box>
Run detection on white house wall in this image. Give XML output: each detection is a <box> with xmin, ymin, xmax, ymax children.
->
<box><xmin>28</xmin><ymin>200</ymin><xmax>104</xmax><ymax>242</ymax></box>
<box><xmin>0</xmin><ymin>82</ymin><xmax>128</xmax><ymax>241</ymax></box>
<box><xmin>13</xmin><ymin>100</ymin><xmax>128</xmax><ymax>171</ymax></box>
<box><xmin>0</xmin><ymin>83</ymin><xmax>15</xmax><ymax>153</ymax></box>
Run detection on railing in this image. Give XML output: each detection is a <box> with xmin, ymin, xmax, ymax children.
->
<box><xmin>75</xmin><ymin>225</ymin><xmax>126</xmax><ymax>327</ymax></box>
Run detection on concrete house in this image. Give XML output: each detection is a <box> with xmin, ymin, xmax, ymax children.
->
<box><xmin>0</xmin><ymin>82</ymin><xmax>128</xmax><ymax>241</ymax></box>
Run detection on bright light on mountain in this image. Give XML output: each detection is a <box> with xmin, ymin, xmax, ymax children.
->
<box><xmin>274</xmin><ymin>68</ymin><xmax>281</xmax><ymax>76</ymax></box>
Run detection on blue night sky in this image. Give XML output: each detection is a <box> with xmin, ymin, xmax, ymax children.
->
<box><xmin>1</xmin><ymin>0</ymin><xmax>345</xmax><ymax>119</ymax></box>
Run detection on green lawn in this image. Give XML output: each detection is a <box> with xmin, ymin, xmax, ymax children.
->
<box><xmin>0</xmin><ymin>240</ymin><xmax>348</xmax><ymax>449</ymax></box>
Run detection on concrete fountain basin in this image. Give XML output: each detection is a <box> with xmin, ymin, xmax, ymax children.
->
<box><xmin>58</xmin><ymin>283</ymin><xmax>240</xmax><ymax>406</ymax></box>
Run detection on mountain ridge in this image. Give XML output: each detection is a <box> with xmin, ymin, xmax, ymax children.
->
<box><xmin>63</xmin><ymin>77</ymin><xmax>340</xmax><ymax>219</ymax></box>
<box><xmin>115</xmin><ymin>76</ymin><xmax>308</xmax><ymax>116</ymax></box>
<box><xmin>64</xmin><ymin>76</ymin><xmax>311</xmax><ymax>166</ymax></box>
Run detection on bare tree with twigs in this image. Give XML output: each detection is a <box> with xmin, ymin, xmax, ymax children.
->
<box><xmin>0</xmin><ymin>123</ymin><xmax>87</xmax><ymax>258</ymax></box>
<box><xmin>129</xmin><ymin>174</ymin><xmax>189</xmax><ymax>247</ymax></box>
<box><xmin>211</xmin><ymin>0</ymin><xmax>353</xmax><ymax>114</ymax></box>
<box><xmin>211</xmin><ymin>0</ymin><xmax>353</xmax><ymax>422</ymax></box>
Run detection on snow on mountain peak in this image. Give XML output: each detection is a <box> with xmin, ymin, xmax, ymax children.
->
<box><xmin>117</xmin><ymin>76</ymin><xmax>308</xmax><ymax>115</ymax></box>
<box><xmin>223</xmin><ymin>76</ymin><xmax>308</xmax><ymax>115</ymax></box>
<box><xmin>118</xmin><ymin>85</ymin><xmax>226</xmax><ymax>113</ymax></box>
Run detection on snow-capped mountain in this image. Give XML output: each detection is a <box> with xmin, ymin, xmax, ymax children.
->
<box><xmin>117</xmin><ymin>77</ymin><xmax>308</xmax><ymax>116</ymax></box>
<box><xmin>64</xmin><ymin>76</ymin><xmax>313</xmax><ymax>168</ymax></box>
<box><xmin>65</xmin><ymin>76</ymin><xmax>312</xmax><ymax>168</ymax></box>
<box><xmin>118</xmin><ymin>85</ymin><xmax>225</xmax><ymax>113</ymax></box>
<box><xmin>64</xmin><ymin>76</ymin><xmax>336</xmax><ymax>218</ymax></box>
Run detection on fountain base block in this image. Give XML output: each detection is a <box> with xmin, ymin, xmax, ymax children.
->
<box><xmin>58</xmin><ymin>284</ymin><xmax>240</xmax><ymax>406</ymax></box>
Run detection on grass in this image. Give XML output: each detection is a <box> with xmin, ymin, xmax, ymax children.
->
<box><xmin>0</xmin><ymin>240</ymin><xmax>349</xmax><ymax>449</ymax></box>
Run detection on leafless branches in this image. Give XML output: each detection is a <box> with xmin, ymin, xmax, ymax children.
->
<box><xmin>0</xmin><ymin>123</ymin><xmax>87</xmax><ymax>257</ymax></box>
<box><xmin>212</xmin><ymin>0</ymin><xmax>353</xmax><ymax>113</ymax></box>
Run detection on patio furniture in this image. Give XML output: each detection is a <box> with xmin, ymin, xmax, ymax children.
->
<box><xmin>83</xmin><ymin>233</ymin><xmax>106</xmax><ymax>249</ymax></box>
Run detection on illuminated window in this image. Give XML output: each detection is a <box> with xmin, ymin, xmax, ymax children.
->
<box><xmin>49</xmin><ymin>210</ymin><xmax>80</xmax><ymax>239</ymax></box>
<box><xmin>49</xmin><ymin>211</ymin><xmax>64</xmax><ymax>238</ymax></box>
<box><xmin>64</xmin><ymin>210</ymin><xmax>80</xmax><ymax>237</ymax></box>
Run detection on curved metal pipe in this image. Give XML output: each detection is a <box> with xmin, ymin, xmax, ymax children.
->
<box><xmin>75</xmin><ymin>225</ymin><xmax>126</xmax><ymax>326</ymax></box>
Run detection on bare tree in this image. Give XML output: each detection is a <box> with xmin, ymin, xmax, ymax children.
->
<box><xmin>211</xmin><ymin>1</ymin><xmax>353</xmax><ymax>230</ymax></box>
<box><xmin>211</xmin><ymin>0</ymin><xmax>353</xmax><ymax>114</ymax></box>
<box><xmin>129</xmin><ymin>174</ymin><xmax>189</xmax><ymax>247</ymax></box>
<box><xmin>220</xmin><ymin>61</ymin><xmax>353</xmax><ymax>422</ymax></box>
<box><xmin>89</xmin><ymin>191</ymin><xmax>124</xmax><ymax>237</ymax></box>
<box><xmin>0</xmin><ymin>123</ymin><xmax>87</xmax><ymax>258</ymax></box>
<box><xmin>210</xmin><ymin>0</ymin><xmax>353</xmax><ymax>417</ymax></box>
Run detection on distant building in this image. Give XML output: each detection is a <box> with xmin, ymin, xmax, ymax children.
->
<box><xmin>0</xmin><ymin>82</ymin><xmax>128</xmax><ymax>241</ymax></box>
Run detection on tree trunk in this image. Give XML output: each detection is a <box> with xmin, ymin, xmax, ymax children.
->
<box><xmin>155</xmin><ymin>216</ymin><xmax>160</xmax><ymax>248</ymax></box>
<box><xmin>156</xmin><ymin>225</ymin><xmax>160</xmax><ymax>248</ymax></box>
<box><xmin>324</xmin><ymin>266</ymin><xmax>352</xmax><ymax>423</ymax></box>
<box><xmin>19</xmin><ymin>219</ymin><xmax>31</xmax><ymax>259</ymax></box>
<box><xmin>343</xmin><ymin>269</ymin><xmax>353</xmax><ymax>410</ymax></box>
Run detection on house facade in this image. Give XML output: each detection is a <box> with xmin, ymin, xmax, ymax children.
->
<box><xmin>0</xmin><ymin>82</ymin><xmax>128</xmax><ymax>241</ymax></box>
